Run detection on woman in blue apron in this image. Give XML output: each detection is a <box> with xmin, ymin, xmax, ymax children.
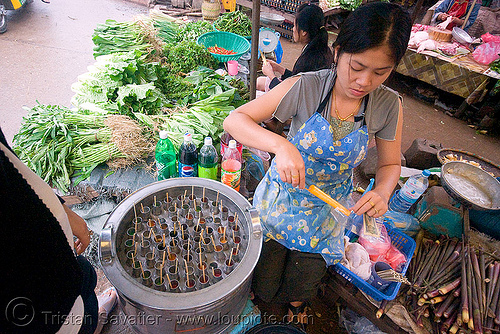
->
<box><xmin>224</xmin><ymin>2</ymin><xmax>412</xmax><ymax>328</ymax></box>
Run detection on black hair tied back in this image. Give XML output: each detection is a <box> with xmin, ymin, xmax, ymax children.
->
<box><xmin>292</xmin><ymin>3</ymin><xmax>333</xmax><ymax>75</ymax></box>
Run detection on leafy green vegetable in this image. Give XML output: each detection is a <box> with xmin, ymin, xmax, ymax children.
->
<box><xmin>165</xmin><ymin>41</ymin><xmax>218</xmax><ymax>74</ymax></box>
<box><xmin>339</xmin><ymin>0</ymin><xmax>362</xmax><ymax>10</ymax></box>
<box><xmin>490</xmin><ymin>58</ymin><xmax>500</xmax><ymax>74</ymax></box>
<box><xmin>71</xmin><ymin>51</ymin><xmax>166</xmax><ymax>115</ymax></box>
<box><xmin>213</xmin><ymin>11</ymin><xmax>252</xmax><ymax>37</ymax></box>
<box><xmin>176</xmin><ymin>20</ymin><xmax>214</xmax><ymax>43</ymax></box>
<box><xmin>182</xmin><ymin>67</ymin><xmax>249</xmax><ymax>105</ymax></box>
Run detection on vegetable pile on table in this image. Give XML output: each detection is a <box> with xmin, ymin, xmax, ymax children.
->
<box><xmin>213</xmin><ymin>11</ymin><xmax>252</xmax><ymax>37</ymax></box>
<box><xmin>14</xmin><ymin>11</ymin><xmax>250</xmax><ymax>193</ymax></box>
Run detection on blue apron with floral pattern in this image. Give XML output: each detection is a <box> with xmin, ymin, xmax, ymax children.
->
<box><xmin>253</xmin><ymin>86</ymin><xmax>369</xmax><ymax>265</ymax></box>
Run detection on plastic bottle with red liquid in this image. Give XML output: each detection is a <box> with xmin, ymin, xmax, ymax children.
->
<box><xmin>220</xmin><ymin>131</ymin><xmax>243</xmax><ymax>157</ymax></box>
<box><xmin>221</xmin><ymin>140</ymin><xmax>242</xmax><ymax>191</ymax></box>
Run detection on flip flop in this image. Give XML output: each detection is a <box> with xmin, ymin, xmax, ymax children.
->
<box><xmin>97</xmin><ymin>287</ymin><xmax>117</xmax><ymax>317</ymax></box>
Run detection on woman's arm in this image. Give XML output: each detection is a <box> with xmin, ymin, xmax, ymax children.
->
<box><xmin>63</xmin><ymin>203</ymin><xmax>91</xmax><ymax>255</ymax></box>
<box><xmin>431</xmin><ymin>0</ymin><xmax>454</xmax><ymax>24</ymax></box>
<box><xmin>223</xmin><ymin>76</ymin><xmax>306</xmax><ymax>188</ymax></box>
<box><xmin>351</xmin><ymin>100</ymin><xmax>403</xmax><ymax>217</ymax></box>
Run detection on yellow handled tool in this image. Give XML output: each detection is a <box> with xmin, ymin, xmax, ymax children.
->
<box><xmin>307</xmin><ymin>184</ymin><xmax>351</xmax><ymax>217</ymax></box>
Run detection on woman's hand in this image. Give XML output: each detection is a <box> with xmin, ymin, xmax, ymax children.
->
<box><xmin>267</xmin><ymin>59</ymin><xmax>286</xmax><ymax>75</ymax></box>
<box><xmin>63</xmin><ymin>204</ymin><xmax>91</xmax><ymax>255</ymax></box>
<box><xmin>274</xmin><ymin>141</ymin><xmax>306</xmax><ymax>189</ymax></box>
<box><xmin>262</xmin><ymin>61</ymin><xmax>276</xmax><ymax>78</ymax></box>
<box><xmin>438</xmin><ymin>13</ymin><xmax>450</xmax><ymax>21</ymax></box>
<box><xmin>350</xmin><ymin>190</ymin><xmax>388</xmax><ymax>218</ymax></box>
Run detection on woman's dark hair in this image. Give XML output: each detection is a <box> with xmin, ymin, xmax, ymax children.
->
<box><xmin>292</xmin><ymin>3</ymin><xmax>333</xmax><ymax>75</ymax></box>
<box><xmin>333</xmin><ymin>2</ymin><xmax>411</xmax><ymax>65</ymax></box>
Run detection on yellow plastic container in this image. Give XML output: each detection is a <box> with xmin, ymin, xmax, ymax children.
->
<box><xmin>222</xmin><ymin>0</ymin><xmax>236</xmax><ymax>12</ymax></box>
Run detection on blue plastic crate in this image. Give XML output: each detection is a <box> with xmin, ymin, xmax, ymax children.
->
<box><xmin>333</xmin><ymin>223</ymin><xmax>416</xmax><ymax>301</ymax></box>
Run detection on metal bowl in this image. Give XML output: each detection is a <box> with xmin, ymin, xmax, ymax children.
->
<box><xmin>452</xmin><ymin>27</ymin><xmax>473</xmax><ymax>45</ymax></box>
<box><xmin>441</xmin><ymin>161</ymin><xmax>500</xmax><ymax>211</ymax></box>
<box><xmin>260</xmin><ymin>12</ymin><xmax>285</xmax><ymax>25</ymax></box>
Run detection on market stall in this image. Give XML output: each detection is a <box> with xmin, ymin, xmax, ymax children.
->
<box><xmin>396</xmin><ymin>24</ymin><xmax>500</xmax><ymax>105</ymax></box>
<box><xmin>10</xmin><ymin>5</ymin><xmax>500</xmax><ymax>334</ymax></box>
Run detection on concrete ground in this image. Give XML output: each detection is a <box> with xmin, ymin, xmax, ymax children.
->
<box><xmin>1</xmin><ymin>1</ymin><xmax>499</xmax><ymax>333</ymax></box>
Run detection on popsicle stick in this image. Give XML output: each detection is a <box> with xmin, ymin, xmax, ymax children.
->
<box><xmin>192</xmin><ymin>186</ymin><xmax>194</xmax><ymax>198</ymax></box>
<box><xmin>166</xmin><ymin>272</ymin><xmax>172</xmax><ymax>288</ymax></box>
<box><xmin>184</xmin><ymin>259</ymin><xmax>190</xmax><ymax>282</ymax></box>
<box><xmin>162</xmin><ymin>249</ymin><xmax>166</xmax><ymax>268</ymax></box>
<box><xmin>228</xmin><ymin>251</ymin><xmax>233</xmax><ymax>266</ymax></box>
<box><xmin>162</xmin><ymin>234</ymin><xmax>166</xmax><ymax>248</ymax></box>
<box><xmin>154</xmin><ymin>196</ymin><xmax>157</xmax><ymax>206</ymax></box>
<box><xmin>166</xmin><ymin>192</ymin><xmax>169</xmax><ymax>202</ymax></box>
<box><xmin>211</xmin><ymin>235</ymin><xmax>217</xmax><ymax>248</ymax></box>
<box><xmin>140</xmin><ymin>203</ymin><xmax>144</xmax><ymax>213</ymax></box>
<box><xmin>203</xmin><ymin>266</ymin><xmax>206</xmax><ymax>282</ymax></box>
<box><xmin>187</xmin><ymin>239</ymin><xmax>191</xmax><ymax>261</ymax></box>
<box><xmin>139</xmin><ymin>261</ymin><xmax>145</xmax><ymax>277</ymax></box>
<box><xmin>160</xmin><ymin>265</ymin><xmax>163</xmax><ymax>281</ymax></box>
<box><xmin>133</xmin><ymin>203</ymin><xmax>138</xmax><ymax>220</ymax></box>
<box><xmin>235</xmin><ymin>213</ymin><xmax>238</xmax><ymax>229</ymax></box>
<box><xmin>212</xmin><ymin>267</ymin><xmax>215</xmax><ymax>277</ymax></box>
<box><xmin>167</xmin><ymin>245</ymin><xmax>171</xmax><ymax>259</ymax></box>
<box><xmin>216</xmin><ymin>191</ymin><xmax>219</xmax><ymax>203</ymax></box>
<box><xmin>203</xmin><ymin>187</ymin><xmax>206</xmax><ymax>199</ymax></box>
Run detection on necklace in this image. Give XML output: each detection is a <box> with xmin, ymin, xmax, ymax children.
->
<box><xmin>332</xmin><ymin>88</ymin><xmax>363</xmax><ymax>125</ymax></box>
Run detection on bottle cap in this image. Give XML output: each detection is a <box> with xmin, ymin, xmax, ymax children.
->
<box><xmin>159</xmin><ymin>130</ymin><xmax>168</xmax><ymax>140</ymax></box>
<box><xmin>204</xmin><ymin>137</ymin><xmax>212</xmax><ymax>146</ymax></box>
<box><xmin>228</xmin><ymin>140</ymin><xmax>236</xmax><ymax>149</ymax></box>
<box><xmin>422</xmin><ymin>169</ymin><xmax>431</xmax><ymax>177</ymax></box>
<box><xmin>184</xmin><ymin>133</ymin><xmax>192</xmax><ymax>142</ymax></box>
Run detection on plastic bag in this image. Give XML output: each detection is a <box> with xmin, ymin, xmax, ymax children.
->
<box><xmin>382</xmin><ymin>211</ymin><xmax>420</xmax><ymax>238</ymax></box>
<box><xmin>472</xmin><ymin>42</ymin><xmax>500</xmax><ymax>65</ymax></box>
<box><xmin>341</xmin><ymin>236</ymin><xmax>372</xmax><ymax>280</ymax></box>
<box><xmin>358</xmin><ymin>222</ymin><xmax>392</xmax><ymax>262</ymax></box>
<box><xmin>380</xmin><ymin>245</ymin><xmax>407</xmax><ymax>272</ymax></box>
<box><xmin>339</xmin><ymin>308</ymin><xmax>387</xmax><ymax>334</ymax></box>
<box><xmin>482</xmin><ymin>33</ymin><xmax>500</xmax><ymax>43</ymax></box>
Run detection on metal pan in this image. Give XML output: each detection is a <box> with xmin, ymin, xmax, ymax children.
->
<box><xmin>441</xmin><ymin>161</ymin><xmax>500</xmax><ymax>211</ymax></box>
<box><xmin>437</xmin><ymin>148</ymin><xmax>500</xmax><ymax>178</ymax></box>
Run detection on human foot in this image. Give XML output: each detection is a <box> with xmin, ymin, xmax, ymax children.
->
<box><xmin>97</xmin><ymin>287</ymin><xmax>117</xmax><ymax>317</ymax></box>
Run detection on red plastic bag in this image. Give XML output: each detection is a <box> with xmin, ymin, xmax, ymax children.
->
<box><xmin>380</xmin><ymin>245</ymin><xmax>407</xmax><ymax>271</ymax></box>
<box><xmin>358</xmin><ymin>223</ymin><xmax>392</xmax><ymax>262</ymax></box>
<box><xmin>481</xmin><ymin>33</ymin><xmax>500</xmax><ymax>43</ymax></box>
<box><xmin>472</xmin><ymin>42</ymin><xmax>500</xmax><ymax>65</ymax></box>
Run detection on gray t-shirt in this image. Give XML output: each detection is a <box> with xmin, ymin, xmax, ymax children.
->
<box><xmin>273</xmin><ymin>69</ymin><xmax>401</xmax><ymax>141</ymax></box>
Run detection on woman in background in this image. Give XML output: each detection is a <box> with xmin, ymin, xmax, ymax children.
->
<box><xmin>256</xmin><ymin>3</ymin><xmax>333</xmax><ymax>93</ymax></box>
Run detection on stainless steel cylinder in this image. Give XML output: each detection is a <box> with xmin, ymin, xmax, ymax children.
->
<box><xmin>100</xmin><ymin>178</ymin><xmax>262</xmax><ymax>334</ymax></box>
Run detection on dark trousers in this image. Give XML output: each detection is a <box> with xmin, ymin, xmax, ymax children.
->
<box><xmin>252</xmin><ymin>239</ymin><xmax>327</xmax><ymax>304</ymax></box>
<box><xmin>77</xmin><ymin>256</ymin><xmax>98</xmax><ymax>334</ymax></box>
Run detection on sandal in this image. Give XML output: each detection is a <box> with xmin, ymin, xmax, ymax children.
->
<box><xmin>97</xmin><ymin>287</ymin><xmax>117</xmax><ymax>317</ymax></box>
<box><xmin>287</xmin><ymin>302</ymin><xmax>308</xmax><ymax>332</ymax></box>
